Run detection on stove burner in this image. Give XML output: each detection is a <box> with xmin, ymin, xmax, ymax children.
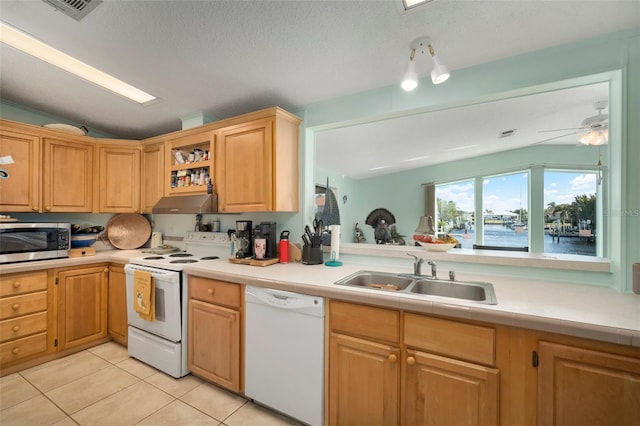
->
<box><xmin>200</xmin><ymin>256</ymin><xmax>220</xmax><ymax>260</ymax></box>
<box><xmin>170</xmin><ymin>259</ymin><xmax>199</xmax><ymax>264</ymax></box>
<box><xmin>169</xmin><ymin>253</ymin><xmax>193</xmax><ymax>258</ymax></box>
<box><xmin>143</xmin><ymin>256</ymin><xmax>165</xmax><ymax>260</ymax></box>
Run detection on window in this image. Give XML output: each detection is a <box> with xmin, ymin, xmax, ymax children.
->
<box><xmin>435</xmin><ymin>180</ymin><xmax>475</xmax><ymax>249</ymax></box>
<box><xmin>482</xmin><ymin>172</ymin><xmax>529</xmax><ymax>249</ymax></box>
<box><xmin>544</xmin><ymin>171</ymin><xmax>598</xmax><ymax>256</ymax></box>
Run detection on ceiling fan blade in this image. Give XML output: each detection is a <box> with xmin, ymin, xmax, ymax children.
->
<box><xmin>531</xmin><ymin>130</ymin><xmax>585</xmax><ymax>145</ymax></box>
<box><xmin>537</xmin><ymin>127</ymin><xmax>585</xmax><ymax>133</ymax></box>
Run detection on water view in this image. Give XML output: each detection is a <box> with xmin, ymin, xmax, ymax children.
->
<box><xmin>450</xmin><ymin>224</ymin><xmax>596</xmax><ymax>256</ymax></box>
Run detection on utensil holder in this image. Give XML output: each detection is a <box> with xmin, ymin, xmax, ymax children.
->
<box><xmin>302</xmin><ymin>245</ymin><xmax>323</xmax><ymax>265</ymax></box>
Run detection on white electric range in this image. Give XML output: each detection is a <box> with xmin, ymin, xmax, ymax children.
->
<box><xmin>125</xmin><ymin>231</ymin><xmax>231</xmax><ymax>377</ymax></box>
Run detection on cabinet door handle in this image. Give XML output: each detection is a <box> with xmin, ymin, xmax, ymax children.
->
<box><xmin>12</xmin><ymin>303</ymin><xmax>20</xmax><ymax>310</ymax></box>
<box><xmin>45</xmin><ymin>206</ymin><xmax>51</xmax><ymax>212</ymax></box>
<box><xmin>207</xmin><ymin>288</ymin><xmax>215</xmax><ymax>295</ymax></box>
<box><xmin>406</xmin><ymin>356</ymin><xmax>416</xmax><ymax>366</ymax></box>
<box><xmin>13</xmin><ymin>281</ymin><xmax>21</xmax><ymax>289</ymax></box>
<box><xmin>12</xmin><ymin>347</ymin><xmax>20</xmax><ymax>355</ymax></box>
<box><xmin>388</xmin><ymin>354</ymin><xmax>397</xmax><ymax>363</ymax></box>
<box><xmin>104</xmin><ymin>268</ymin><xmax>109</xmax><ymax>273</ymax></box>
<box><xmin>12</xmin><ymin>325</ymin><xmax>20</xmax><ymax>332</ymax></box>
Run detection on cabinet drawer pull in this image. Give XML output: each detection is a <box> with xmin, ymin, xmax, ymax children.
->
<box><xmin>12</xmin><ymin>347</ymin><xmax>20</xmax><ymax>355</ymax></box>
<box><xmin>406</xmin><ymin>356</ymin><xmax>416</xmax><ymax>366</ymax></box>
<box><xmin>13</xmin><ymin>281</ymin><xmax>21</xmax><ymax>289</ymax></box>
<box><xmin>12</xmin><ymin>303</ymin><xmax>20</xmax><ymax>310</ymax></box>
<box><xmin>207</xmin><ymin>288</ymin><xmax>215</xmax><ymax>295</ymax></box>
<box><xmin>12</xmin><ymin>325</ymin><xmax>20</xmax><ymax>332</ymax></box>
<box><xmin>388</xmin><ymin>354</ymin><xmax>397</xmax><ymax>363</ymax></box>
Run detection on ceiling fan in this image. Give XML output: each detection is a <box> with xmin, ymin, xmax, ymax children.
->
<box><xmin>536</xmin><ymin>100</ymin><xmax>609</xmax><ymax>145</ymax></box>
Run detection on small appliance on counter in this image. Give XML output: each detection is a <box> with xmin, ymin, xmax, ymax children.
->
<box><xmin>254</xmin><ymin>221</ymin><xmax>277</xmax><ymax>259</ymax></box>
<box><xmin>235</xmin><ymin>220</ymin><xmax>253</xmax><ymax>258</ymax></box>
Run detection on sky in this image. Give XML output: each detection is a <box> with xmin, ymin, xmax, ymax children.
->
<box><xmin>436</xmin><ymin>171</ymin><xmax>597</xmax><ymax>214</ymax></box>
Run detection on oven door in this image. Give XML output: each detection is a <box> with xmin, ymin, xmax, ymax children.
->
<box><xmin>125</xmin><ymin>263</ymin><xmax>182</xmax><ymax>342</ymax></box>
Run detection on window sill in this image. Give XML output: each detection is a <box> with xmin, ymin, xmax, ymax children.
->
<box><xmin>339</xmin><ymin>243</ymin><xmax>611</xmax><ymax>273</ymax></box>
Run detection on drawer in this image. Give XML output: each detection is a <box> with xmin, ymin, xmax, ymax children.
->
<box><xmin>0</xmin><ymin>271</ymin><xmax>47</xmax><ymax>297</ymax></box>
<box><xmin>404</xmin><ymin>313</ymin><xmax>495</xmax><ymax>366</ymax></box>
<box><xmin>329</xmin><ymin>300</ymin><xmax>400</xmax><ymax>343</ymax></box>
<box><xmin>0</xmin><ymin>291</ymin><xmax>47</xmax><ymax>320</ymax></box>
<box><xmin>189</xmin><ymin>276</ymin><xmax>241</xmax><ymax>308</ymax></box>
<box><xmin>1</xmin><ymin>332</ymin><xmax>48</xmax><ymax>365</ymax></box>
<box><xmin>0</xmin><ymin>312</ymin><xmax>47</xmax><ymax>343</ymax></box>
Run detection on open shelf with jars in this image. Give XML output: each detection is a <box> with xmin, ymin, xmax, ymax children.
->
<box><xmin>166</xmin><ymin>131</ymin><xmax>215</xmax><ymax>195</ymax></box>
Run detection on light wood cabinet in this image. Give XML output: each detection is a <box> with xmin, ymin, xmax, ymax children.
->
<box><xmin>97</xmin><ymin>143</ymin><xmax>141</xmax><ymax>213</ymax></box>
<box><xmin>404</xmin><ymin>349</ymin><xmax>499</xmax><ymax>425</ymax></box>
<box><xmin>141</xmin><ymin>141</ymin><xmax>165</xmax><ymax>212</ymax></box>
<box><xmin>56</xmin><ymin>265</ymin><xmax>108</xmax><ymax>351</ymax></box>
<box><xmin>166</xmin><ymin>131</ymin><xmax>214</xmax><ymax>196</ymax></box>
<box><xmin>107</xmin><ymin>264</ymin><xmax>128</xmax><ymax>345</ymax></box>
<box><xmin>537</xmin><ymin>341</ymin><xmax>640</xmax><ymax>425</ymax></box>
<box><xmin>328</xmin><ymin>301</ymin><xmax>500</xmax><ymax>426</ymax></box>
<box><xmin>42</xmin><ymin>137</ymin><xmax>94</xmax><ymax>212</ymax></box>
<box><xmin>0</xmin><ymin>128</ymin><xmax>41</xmax><ymax>212</ymax></box>
<box><xmin>216</xmin><ymin>108</ymin><xmax>300</xmax><ymax>212</ymax></box>
<box><xmin>328</xmin><ymin>301</ymin><xmax>401</xmax><ymax>425</ymax></box>
<box><xmin>187</xmin><ymin>276</ymin><xmax>242</xmax><ymax>392</ymax></box>
<box><xmin>0</xmin><ymin>271</ymin><xmax>51</xmax><ymax>366</ymax></box>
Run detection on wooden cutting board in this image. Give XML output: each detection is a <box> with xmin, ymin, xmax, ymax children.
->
<box><xmin>228</xmin><ymin>257</ymin><xmax>280</xmax><ymax>267</ymax></box>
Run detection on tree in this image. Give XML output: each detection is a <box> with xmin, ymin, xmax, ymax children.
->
<box><xmin>573</xmin><ymin>193</ymin><xmax>597</xmax><ymax>230</ymax></box>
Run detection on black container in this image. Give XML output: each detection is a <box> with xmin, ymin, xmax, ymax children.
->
<box><xmin>235</xmin><ymin>220</ymin><xmax>253</xmax><ymax>258</ymax></box>
<box><xmin>255</xmin><ymin>221</ymin><xmax>277</xmax><ymax>259</ymax></box>
<box><xmin>302</xmin><ymin>245</ymin><xmax>324</xmax><ymax>265</ymax></box>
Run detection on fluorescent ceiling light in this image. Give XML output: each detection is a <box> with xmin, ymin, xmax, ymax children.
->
<box><xmin>403</xmin><ymin>0</ymin><xmax>433</xmax><ymax>10</ymax></box>
<box><xmin>0</xmin><ymin>21</ymin><xmax>157</xmax><ymax>105</ymax></box>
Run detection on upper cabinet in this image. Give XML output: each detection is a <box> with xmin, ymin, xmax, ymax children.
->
<box><xmin>42</xmin><ymin>137</ymin><xmax>94</xmax><ymax>213</ymax></box>
<box><xmin>141</xmin><ymin>141</ymin><xmax>165</xmax><ymax>213</ymax></box>
<box><xmin>166</xmin><ymin>131</ymin><xmax>215</xmax><ymax>196</ymax></box>
<box><xmin>216</xmin><ymin>108</ymin><xmax>300</xmax><ymax>212</ymax></box>
<box><xmin>97</xmin><ymin>142</ymin><xmax>141</xmax><ymax>213</ymax></box>
<box><xmin>0</xmin><ymin>127</ymin><xmax>41</xmax><ymax>212</ymax></box>
<box><xmin>1</xmin><ymin>106</ymin><xmax>300</xmax><ymax>214</ymax></box>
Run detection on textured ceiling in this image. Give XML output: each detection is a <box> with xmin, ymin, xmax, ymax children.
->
<box><xmin>1</xmin><ymin>0</ymin><xmax>638</xmax><ymax>142</ymax></box>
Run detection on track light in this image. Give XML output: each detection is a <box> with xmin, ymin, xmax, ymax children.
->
<box><xmin>401</xmin><ymin>37</ymin><xmax>450</xmax><ymax>91</ymax></box>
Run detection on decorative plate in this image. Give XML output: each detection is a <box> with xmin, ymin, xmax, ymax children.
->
<box><xmin>106</xmin><ymin>214</ymin><xmax>151</xmax><ymax>249</ymax></box>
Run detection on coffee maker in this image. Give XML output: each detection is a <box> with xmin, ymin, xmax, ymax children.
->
<box><xmin>254</xmin><ymin>222</ymin><xmax>277</xmax><ymax>259</ymax></box>
<box><xmin>235</xmin><ymin>220</ymin><xmax>253</xmax><ymax>258</ymax></box>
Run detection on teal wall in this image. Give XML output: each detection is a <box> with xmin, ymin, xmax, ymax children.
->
<box><xmin>306</xmin><ymin>28</ymin><xmax>639</xmax><ymax>292</ymax></box>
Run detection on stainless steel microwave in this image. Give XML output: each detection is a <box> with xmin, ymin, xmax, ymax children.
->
<box><xmin>0</xmin><ymin>222</ymin><xmax>70</xmax><ymax>264</ymax></box>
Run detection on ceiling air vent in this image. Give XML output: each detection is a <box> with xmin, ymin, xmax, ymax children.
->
<box><xmin>42</xmin><ymin>0</ymin><xmax>102</xmax><ymax>21</ymax></box>
<box><xmin>499</xmin><ymin>129</ymin><xmax>517</xmax><ymax>138</ymax></box>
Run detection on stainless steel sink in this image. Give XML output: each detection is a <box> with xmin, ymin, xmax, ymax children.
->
<box><xmin>334</xmin><ymin>271</ymin><xmax>414</xmax><ymax>291</ymax></box>
<box><xmin>410</xmin><ymin>279</ymin><xmax>497</xmax><ymax>304</ymax></box>
<box><xmin>334</xmin><ymin>270</ymin><xmax>497</xmax><ymax>304</ymax></box>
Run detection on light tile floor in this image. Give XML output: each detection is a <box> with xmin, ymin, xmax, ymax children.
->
<box><xmin>0</xmin><ymin>342</ymin><xmax>301</xmax><ymax>426</ymax></box>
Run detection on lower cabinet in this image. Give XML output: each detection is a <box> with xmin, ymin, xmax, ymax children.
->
<box><xmin>328</xmin><ymin>300</ymin><xmax>499</xmax><ymax>426</ymax></box>
<box><xmin>329</xmin><ymin>332</ymin><xmax>400</xmax><ymax>425</ymax></box>
<box><xmin>404</xmin><ymin>349</ymin><xmax>499</xmax><ymax>425</ymax></box>
<box><xmin>187</xmin><ymin>276</ymin><xmax>242</xmax><ymax>392</ymax></box>
<box><xmin>56</xmin><ymin>265</ymin><xmax>108</xmax><ymax>351</ymax></box>
<box><xmin>537</xmin><ymin>341</ymin><xmax>640</xmax><ymax>425</ymax></box>
<box><xmin>108</xmin><ymin>264</ymin><xmax>128</xmax><ymax>345</ymax></box>
<box><xmin>0</xmin><ymin>271</ymin><xmax>51</xmax><ymax>366</ymax></box>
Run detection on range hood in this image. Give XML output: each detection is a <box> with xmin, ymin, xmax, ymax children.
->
<box><xmin>152</xmin><ymin>194</ymin><xmax>218</xmax><ymax>214</ymax></box>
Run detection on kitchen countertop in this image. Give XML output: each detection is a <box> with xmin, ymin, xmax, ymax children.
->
<box><xmin>2</xmin><ymin>251</ymin><xmax>638</xmax><ymax>347</ymax></box>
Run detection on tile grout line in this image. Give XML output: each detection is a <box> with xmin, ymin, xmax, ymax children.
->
<box><xmin>16</xmin><ymin>370</ymin><xmax>79</xmax><ymax>424</ymax></box>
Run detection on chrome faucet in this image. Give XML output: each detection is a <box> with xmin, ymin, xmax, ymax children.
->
<box><xmin>407</xmin><ymin>253</ymin><xmax>424</xmax><ymax>275</ymax></box>
<box><xmin>407</xmin><ymin>254</ymin><xmax>437</xmax><ymax>278</ymax></box>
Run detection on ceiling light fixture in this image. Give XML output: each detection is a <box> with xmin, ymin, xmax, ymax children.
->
<box><xmin>401</xmin><ymin>36</ymin><xmax>450</xmax><ymax>91</ymax></box>
<box><xmin>402</xmin><ymin>0</ymin><xmax>435</xmax><ymax>11</ymax></box>
<box><xmin>578</xmin><ymin>129</ymin><xmax>608</xmax><ymax>146</ymax></box>
<box><xmin>0</xmin><ymin>21</ymin><xmax>157</xmax><ymax>105</ymax></box>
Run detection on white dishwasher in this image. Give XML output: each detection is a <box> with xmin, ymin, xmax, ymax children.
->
<box><xmin>245</xmin><ymin>286</ymin><xmax>324</xmax><ymax>426</ymax></box>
